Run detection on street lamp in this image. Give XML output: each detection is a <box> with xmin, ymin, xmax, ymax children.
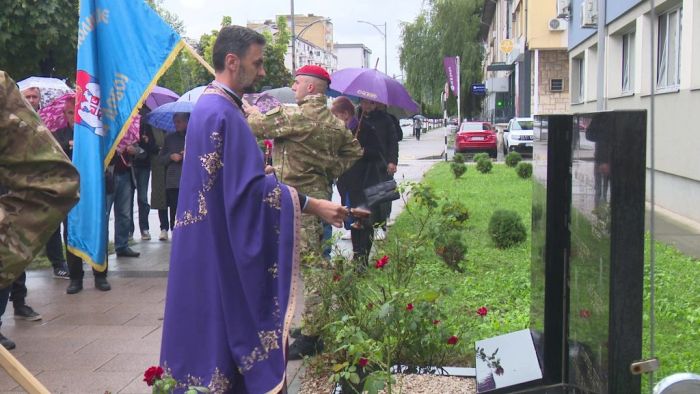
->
<box><xmin>357</xmin><ymin>20</ymin><xmax>387</xmax><ymax>75</ymax></box>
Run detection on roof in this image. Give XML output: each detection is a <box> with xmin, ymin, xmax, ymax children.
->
<box><xmin>334</xmin><ymin>43</ymin><xmax>372</xmax><ymax>53</ymax></box>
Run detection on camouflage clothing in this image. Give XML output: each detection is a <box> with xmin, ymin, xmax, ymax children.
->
<box><xmin>0</xmin><ymin>71</ymin><xmax>80</xmax><ymax>288</ymax></box>
<box><xmin>248</xmin><ymin>93</ymin><xmax>362</xmax><ymax>335</ymax></box>
<box><xmin>248</xmin><ymin>93</ymin><xmax>362</xmax><ymax>200</ymax></box>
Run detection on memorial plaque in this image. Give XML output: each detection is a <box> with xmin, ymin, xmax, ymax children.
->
<box><xmin>567</xmin><ymin>111</ymin><xmax>646</xmax><ymax>393</ymax></box>
<box><xmin>531</xmin><ymin>115</ymin><xmax>573</xmax><ymax>384</ymax></box>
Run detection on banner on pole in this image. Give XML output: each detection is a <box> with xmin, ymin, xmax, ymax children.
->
<box><xmin>443</xmin><ymin>56</ymin><xmax>459</xmax><ymax>96</ymax></box>
<box><xmin>68</xmin><ymin>0</ymin><xmax>183</xmax><ymax>270</ymax></box>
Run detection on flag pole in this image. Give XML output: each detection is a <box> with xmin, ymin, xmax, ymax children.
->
<box><xmin>182</xmin><ymin>41</ymin><xmax>215</xmax><ymax>76</ymax></box>
<box><xmin>456</xmin><ymin>55</ymin><xmax>461</xmax><ymax>125</ymax></box>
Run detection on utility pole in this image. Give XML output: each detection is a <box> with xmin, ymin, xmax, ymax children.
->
<box><xmin>596</xmin><ymin>0</ymin><xmax>606</xmax><ymax>110</ymax></box>
<box><xmin>290</xmin><ymin>0</ymin><xmax>296</xmax><ymax>71</ymax></box>
<box><xmin>358</xmin><ymin>20</ymin><xmax>387</xmax><ymax>74</ymax></box>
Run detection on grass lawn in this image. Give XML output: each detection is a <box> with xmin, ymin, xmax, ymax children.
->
<box><xmin>387</xmin><ymin>162</ymin><xmax>533</xmax><ymax>364</ymax></box>
<box><xmin>389</xmin><ymin>161</ymin><xmax>700</xmax><ymax>381</ymax></box>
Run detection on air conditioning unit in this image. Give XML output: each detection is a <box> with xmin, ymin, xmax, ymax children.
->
<box><xmin>548</xmin><ymin>18</ymin><xmax>568</xmax><ymax>31</ymax></box>
<box><xmin>581</xmin><ymin>0</ymin><xmax>598</xmax><ymax>28</ymax></box>
<box><xmin>556</xmin><ymin>0</ymin><xmax>571</xmax><ymax>18</ymax></box>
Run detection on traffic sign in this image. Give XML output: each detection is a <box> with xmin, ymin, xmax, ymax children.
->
<box><xmin>471</xmin><ymin>83</ymin><xmax>486</xmax><ymax>95</ymax></box>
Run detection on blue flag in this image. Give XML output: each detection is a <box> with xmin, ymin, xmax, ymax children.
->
<box><xmin>68</xmin><ymin>0</ymin><xmax>182</xmax><ymax>269</ymax></box>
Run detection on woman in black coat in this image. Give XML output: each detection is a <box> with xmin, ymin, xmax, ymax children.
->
<box><xmin>337</xmin><ymin>98</ymin><xmax>398</xmax><ymax>266</ymax></box>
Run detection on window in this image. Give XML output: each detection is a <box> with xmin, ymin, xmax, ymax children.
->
<box><xmin>572</xmin><ymin>56</ymin><xmax>585</xmax><ymax>103</ymax></box>
<box><xmin>622</xmin><ymin>32</ymin><xmax>635</xmax><ymax>93</ymax></box>
<box><xmin>657</xmin><ymin>7</ymin><xmax>682</xmax><ymax>89</ymax></box>
<box><xmin>550</xmin><ymin>79</ymin><xmax>564</xmax><ymax>92</ymax></box>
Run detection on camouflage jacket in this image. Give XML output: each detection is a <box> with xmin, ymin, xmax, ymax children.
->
<box><xmin>0</xmin><ymin>71</ymin><xmax>80</xmax><ymax>288</ymax></box>
<box><xmin>248</xmin><ymin>94</ymin><xmax>362</xmax><ymax>199</ymax></box>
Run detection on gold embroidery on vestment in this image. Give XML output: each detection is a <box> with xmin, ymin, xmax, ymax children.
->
<box><xmin>174</xmin><ymin>132</ymin><xmax>223</xmax><ymax>229</ymax></box>
<box><xmin>263</xmin><ymin>185</ymin><xmax>282</xmax><ymax>210</ymax></box>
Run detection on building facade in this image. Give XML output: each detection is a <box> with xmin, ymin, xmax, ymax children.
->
<box><xmin>567</xmin><ymin>0</ymin><xmax>700</xmax><ymax>222</ymax></box>
<box><xmin>247</xmin><ymin>15</ymin><xmax>337</xmax><ymax>73</ymax></box>
<box><xmin>481</xmin><ymin>0</ymin><xmax>571</xmax><ymax>123</ymax></box>
<box><xmin>335</xmin><ymin>43</ymin><xmax>372</xmax><ymax>69</ymax></box>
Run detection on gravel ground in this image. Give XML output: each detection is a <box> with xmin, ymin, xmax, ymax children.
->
<box><xmin>299</xmin><ymin>373</ymin><xmax>476</xmax><ymax>394</ymax></box>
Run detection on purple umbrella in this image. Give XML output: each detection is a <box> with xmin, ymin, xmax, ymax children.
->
<box><xmin>145</xmin><ymin>86</ymin><xmax>179</xmax><ymax>110</ymax></box>
<box><xmin>330</xmin><ymin>68</ymin><xmax>419</xmax><ymax>113</ymax></box>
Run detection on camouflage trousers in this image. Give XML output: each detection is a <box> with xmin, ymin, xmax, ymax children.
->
<box><xmin>299</xmin><ymin>212</ymin><xmax>330</xmax><ymax>336</ymax></box>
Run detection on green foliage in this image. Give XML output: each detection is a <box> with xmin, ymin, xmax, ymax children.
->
<box><xmin>441</xmin><ymin>200</ymin><xmax>470</xmax><ymax>224</ymax></box>
<box><xmin>516</xmin><ymin>162</ymin><xmax>533</xmax><ymax>179</ymax></box>
<box><xmin>399</xmin><ymin>0</ymin><xmax>484</xmax><ymax>117</ymax></box>
<box><xmin>434</xmin><ymin>231</ymin><xmax>467</xmax><ymax>272</ymax></box>
<box><xmin>476</xmin><ymin>158</ymin><xmax>493</xmax><ymax>174</ymax></box>
<box><xmin>488</xmin><ymin>210</ymin><xmax>527</xmax><ymax>249</ymax></box>
<box><xmin>254</xmin><ymin>16</ymin><xmax>293</xmax><ymax>90</ymax></box>
<box><xmin>450</xmin><ymin>162</ymin><xmax>467</xmax><ymax>178</ymax></box>
<box><xmin>452</xmin><ymin>152</ymin><xmax>465</xmax><ymax>164</ymax></box>
<box><xmin>473</xmin><ymin>152</ymin><xmax>489</xmax><ymax>163</ymax></box>
<box><xmin>0</xmin><ymin>1</ymin><xmax>79</xmax><ymax>80</ymax></box>
<box><xmin>505</xmin><ymin>152</ymin><xmax>523</xmax><ymax>167</ymax></box>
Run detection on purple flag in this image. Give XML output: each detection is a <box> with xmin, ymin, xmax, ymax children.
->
<box><xmin>443</xmin><ymin>56</ymin><xmax>459</xmax><ymax>96</ymax></box>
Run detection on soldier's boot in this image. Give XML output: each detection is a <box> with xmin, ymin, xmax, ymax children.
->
<box><xmin>67</xmin><ymin>279</ymin><xmax>83</xmax><ymax>294</ymax></box>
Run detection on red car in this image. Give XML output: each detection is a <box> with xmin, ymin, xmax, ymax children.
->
<box><xmin>455</xmin><ymin>121</ymin><xmax>498</xmax><ymax>158</ymax></box>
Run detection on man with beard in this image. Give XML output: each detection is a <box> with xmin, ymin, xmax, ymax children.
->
<box><xmin>160</xmin><ymin>26</ymin><xmax>348</xmax><ymax>392</ymax></box>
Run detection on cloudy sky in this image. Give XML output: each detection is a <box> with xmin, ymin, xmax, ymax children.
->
<box><xmin>161</xmin><ymin>0</ymin><xmax>428</xmax><ymax>77</ymax></box>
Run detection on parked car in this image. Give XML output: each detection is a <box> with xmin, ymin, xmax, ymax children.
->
<box><xmin>400</xmin><ymin>118</ymin><xmax>413</xmax><ymax>127</ymax></box>
<box><xmin>503</xmin><ymin>117</ymin><xmax>534</xmax><ymax>155</ymax></box>
<box><xmin>455</xmin><ymin>121</ymin><xmax>497</xmax><ymax>158</ymax></box>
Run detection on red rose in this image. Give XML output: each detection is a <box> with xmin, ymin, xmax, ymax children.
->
<box><xmin>495</xmin><ymin>366</ymin><xmax>504</xmax><ymax>375</ymax></box>
<box><xmin>143</xmin><ymin>365</ymin><xmax>164</xmax><ymax>386</ymax></box>
<box><xmin>406</xmin><ymin>303</ymin><xmax>414</xmax><ymax>312</ymax></box>
<box><xmin>477</xmin><ymin>306</ymin><xmax>488</xmax><ymax>317</ymax></box>
<box><xmin>433</xmin><ymin>320</ymin><xmax>441</xmax><ymax>325</ymax></box>
<box><xmin>358</xmin><ymin>357</ymin><xmax>369</xmax><ymax>367</ymax></box>
<box><xmin>332</xmin><ymin>273</ymin><xmax>341</xmax><ymax>282</ymax></box>
<box><xmin>447</xmin><ymin>335</ymin><xmax>459</xmax><ymax>345</ymax></box>
<box><xmin>367</xmin><ymin>303</ymin><xmax>374</xmax><ymax>310</ymax></box>
<box><xmin>375</xmin><ymin>255</ymin><xmax>389</xmax><ymax>269</ymax></box>
<box><xmin>579</xmin><ymin>309</ymin><xmax>591</xmax><ymax>318</ymax></box>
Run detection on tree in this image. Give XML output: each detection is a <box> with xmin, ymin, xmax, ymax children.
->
<box><xmin>399</xmin><ymin>0</ymin><xmax>484</xmax><ymax>118</ymax></box>
<box><xmin>254</xmin><ymin>16</ymin><xmax>293</xmax><ymax>91</ymax></box>
<box><xmin>147</xmin><ymin>0</ymin><xmax>211</xmax><ymax>94</ymax></box>
<box><xmin>0</xmin><ymin>0</ymin><xmax>79</xmax><ymax>81</ymax></box>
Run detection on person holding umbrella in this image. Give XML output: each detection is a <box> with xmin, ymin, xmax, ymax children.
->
<box><xmin>158</xmin><ymin>112</ymin><xmax>189</xmax><ymax>233</ymax></box>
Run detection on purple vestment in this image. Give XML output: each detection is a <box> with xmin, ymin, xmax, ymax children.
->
<box><xmin>160</xmin><ymin>84</ymin><xmax>301</xmax><ymax>393</ymax></box>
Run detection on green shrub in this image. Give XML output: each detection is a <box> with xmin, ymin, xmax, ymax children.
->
<box><xmin>476</xmin><ymin>158</ymin><xmax>493</xmax><ymax>173</ymax></box>
<box><xmin>453</xmin><ymin>152</ymin><xmax>465</xmax><ymax>164</ymax></box>
<box><xmin>488</xmin><ymin>210</ymin><xmax>527</xmax><ymax>249</ymax></box>
<box><xmin>450</xmin><ymin>162</ymin><xmax>467</xmax><ymax>178</ymax></box>
<box><xmin>473</xmin><ymin>152</ymin><xmax>489</xmax><ymax>163</ymax></box>
<box><xmin>434</xmin><ymin>231</ymin><xmax>467</xmax><ymax>272</ymax></box>
<box><xmin>441</xmin><ymin>200</ymin><xmax>470</xmax><ymax>224</ymax></box>
<box><xmin>505</xmin><ymin>152</ymin><xmax>523</xmax><ymax>167</ymax></box>
<box><xmin>516</xmin><ymin>162</ymin><xmax>533</xmax><ymax>179</ymax></box>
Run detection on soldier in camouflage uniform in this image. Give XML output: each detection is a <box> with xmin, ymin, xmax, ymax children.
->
<box><xmin>0</xmin><ymin>71</ymin><xmax>80</xmax><ymax>349</ymax></box>
<box><xmin>245</xmin><ymin>65</ymin><xmax>362</xmax><ymax>359</ymax></box>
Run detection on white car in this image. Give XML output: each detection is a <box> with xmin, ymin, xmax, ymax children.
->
<box><xmin>503</xmin><ymin>117</ymin><xmax>534</xmax><ymax>155</ymax></box>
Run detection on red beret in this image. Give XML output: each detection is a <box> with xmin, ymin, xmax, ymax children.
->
<box><xmin>295</xmin><ymin>65</ymin><xmax>331</xmax><ymax>84</ymax></box>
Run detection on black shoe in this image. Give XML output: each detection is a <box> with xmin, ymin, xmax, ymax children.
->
<box><xmin>288</xmin><ymin>335</ymin><xmax>323</xmax><ymax>360</ymax></box>
<box><xmin>0</xmin><ymin>333</ymin><xmax>16</xmax><ymax>350</ymax></box>
<box><xmin>53</xmin><ymin>263</ymin><xmax>70</xmax><ymax>279</ymax></box>
<box><xmin>66</xmin><ymin>279</ymin><xmax>83</xmax><ymax>294</ymax></box>
<box><xmin>94</xmin><ymin>276</ymin><xmax>111</xmax><ymax>291</ymax></box>
<box><xmin>289</xmin><ymin>327</ymin><xmax>302</xmax><ymax>339</ymax></box>
<box><xmin>14</xmin><ymin>304</ymin><xmax>42</xmax><ymax>321</ymax></box>
<box><xmin>116</xmin><ymin>247</ymin><xmax>140</xmax><ymax>257</ymax></box>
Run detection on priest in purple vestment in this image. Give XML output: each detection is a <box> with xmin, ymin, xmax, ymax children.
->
<box><xmin>160</xmin><ymin>26</ymin><xmax>349</xmax><ymax>393</ymax></box>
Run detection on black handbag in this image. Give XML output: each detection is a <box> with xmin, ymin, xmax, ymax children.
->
<box><xmin>364</xmin><ymin>177</ymin><xmax>400</xmax><ymax>208</ymax></box>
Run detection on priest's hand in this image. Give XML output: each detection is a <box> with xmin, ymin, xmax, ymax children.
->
<box><xmin>304</xmin><ymin>198</ymin><xmax>348</xmax><ymax>228</ymax></box>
